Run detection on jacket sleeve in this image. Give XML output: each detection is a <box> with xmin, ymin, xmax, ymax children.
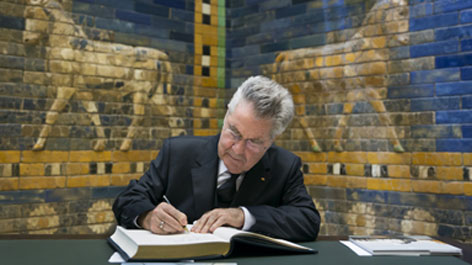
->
<box><xmin>245</xmin><ymin>157</ymin><xmax>320</xmax><ymax>242</ymax></box>
<box><xmin>112</xmin><ymin>140</ymin><xmax>171</xmax><ymax>228</ymax></box>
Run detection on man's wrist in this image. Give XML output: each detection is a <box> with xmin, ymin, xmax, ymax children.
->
<box><xmin>240</xmin><ymin>206</ymin><xmax>255</xmax><ymax>231</ymax></box>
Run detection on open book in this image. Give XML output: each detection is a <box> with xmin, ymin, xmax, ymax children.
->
<box><xmin>108</xmin><ymin>225</ymin><xmax>316</xmax><ymax>261</ymax></box>
<box><xmin>349</xmin><ymin>235</ymin><xmax>462</xmax><ymax>256</ymax></box>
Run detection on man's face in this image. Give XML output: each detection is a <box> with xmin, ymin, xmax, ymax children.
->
<box><xmin>218</xmin><ymin>101</ymin><xmax>274</xmax><ymax>174</ymax></box>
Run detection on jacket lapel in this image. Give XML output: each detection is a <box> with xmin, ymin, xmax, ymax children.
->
<box><xmin>232</xmin><ymin>151</ymin><xmax>272</xmax><ymax>206</ymax></box>
<box><xmin>191</xmin><ymin>135</ymin><xmax>219</xmax><ymax>218</ymax></box>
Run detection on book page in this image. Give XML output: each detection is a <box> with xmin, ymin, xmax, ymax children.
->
<box><xmin>212</xmin><ymin>226</ymin><xmax>311</xmax><ymax>250</ymax></box>
<box><xmin>122</xmin><ymin>226</ymin><xmax>228</xmax><ymax>246</ymax></box>
<box><xmin>212</xmin><ymin>226</ymin><xmax>246</xmax><ymax>241</ymax></box>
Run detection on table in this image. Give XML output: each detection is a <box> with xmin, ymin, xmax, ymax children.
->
<box><xmin>0</xmin><ymin>235</ymin><xmax>470</xmax><ymax>265</ymax></box>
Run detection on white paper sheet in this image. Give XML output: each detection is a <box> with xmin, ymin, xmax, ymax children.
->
<box><xmin>340</xmin><ymin>241</ymin><xmax>372</xmax><ymax>256</ymax></box>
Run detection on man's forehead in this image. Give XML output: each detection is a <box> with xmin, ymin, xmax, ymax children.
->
<box><xmin>225</xmin><ymin>111</ymin><xmax>272</xmax><ymax>140</ymax></box>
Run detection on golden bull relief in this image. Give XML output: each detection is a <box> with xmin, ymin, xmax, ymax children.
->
<box><xmin>24</xmin><ymin>0</ymin><xmax>173</xmax><ymax>151</ymax></box>
<box><xmin>271</xmin><ymin>0</ymin><xmax>408</xmax><ymax>153</ymax></box>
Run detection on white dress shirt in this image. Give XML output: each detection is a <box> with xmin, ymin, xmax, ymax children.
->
<box><xmin>134</xmin><ymin>160</ymin><xmax>256</xmax><ymax>230</ymax></box>
<box><xmin>217</xmin><ymin>159</ymin><xmax>256</xmax><ymax>231</ymax></box>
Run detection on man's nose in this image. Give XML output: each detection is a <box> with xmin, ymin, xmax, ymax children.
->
<box><xmin>232</xmin><ymin>139</ymin><xmax>246</xmax><ymax>154</ymax></box>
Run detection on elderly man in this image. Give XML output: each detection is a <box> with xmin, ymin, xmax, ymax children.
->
<box><xmin>113</xmin><ymin>76</ymin><xmax>320</xmax><ymax>242</ymax></box>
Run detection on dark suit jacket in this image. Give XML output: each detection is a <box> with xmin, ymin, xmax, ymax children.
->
<box><xmin>113</xmin><ymin>135</ymin><xmax>320</xmax><ymax>242</ymax></box>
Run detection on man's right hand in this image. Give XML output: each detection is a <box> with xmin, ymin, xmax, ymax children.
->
<box><xmin>138</xmin><ymin>202</ymin><xmax>188</xmax><ymax>234</ymax></box>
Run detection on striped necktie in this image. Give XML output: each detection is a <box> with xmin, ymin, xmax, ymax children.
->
<box><xmin>217</xmin><ymin>173</ymin><xmax>239</xmax><ymax>207</ymax></box>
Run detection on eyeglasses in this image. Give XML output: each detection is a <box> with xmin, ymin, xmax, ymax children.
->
<box><xmin>224</xmin><ymin>125</ymin><xmax>270</xmax><ymax>153</ymax></box>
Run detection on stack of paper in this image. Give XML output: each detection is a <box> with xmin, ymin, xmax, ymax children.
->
<box><xmin>343</xmin><ymin>235</ymin><xmax>462</xmax><ymax>256</ymax></box>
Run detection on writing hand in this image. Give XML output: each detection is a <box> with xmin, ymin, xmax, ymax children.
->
<box><xmin>138</xmin><ymin>202</ymin><xmax>188</xmax><ymax>234</ymax></box>
<box><xmin>191</xmin><ymin>208</ymin><xmax>244</xmax><ymax>234</ymax></box>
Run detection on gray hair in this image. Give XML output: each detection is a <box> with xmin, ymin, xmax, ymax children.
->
<box><xmin>227</xmin><ymin>75</ymin><xmax>295</xmax><ymax>139</ymax></box>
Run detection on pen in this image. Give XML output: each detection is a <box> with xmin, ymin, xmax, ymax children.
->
<box><xmin>162</xmin><ymin>195</ymin><xmax>189</xmax><ymax>232</ymax></box>
<box><xmin>162</xmin><ymin>194</ymin><xmax>172</xmax><ymax>204</ymax></box>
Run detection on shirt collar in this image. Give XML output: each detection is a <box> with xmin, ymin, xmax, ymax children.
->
<box><xmin>218</xmin><ymin>159</ymin><xmax>228</xmax><ymax>176</ymax></box>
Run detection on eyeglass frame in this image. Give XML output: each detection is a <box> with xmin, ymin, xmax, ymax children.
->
<box><xmin>222</xmin><ymin>122</ymin><xmax>273</xmax><ymax>153</ymax></box>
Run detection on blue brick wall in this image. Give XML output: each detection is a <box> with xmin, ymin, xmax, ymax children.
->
<box><xmin>387</xmin><ymin>84</ymin><xmax>435</xmax><ymax>98</ymax></box>
<box><xmin>410</xmin><ymin>12</ymin><xmax>458</xmax><ymax>32</ymax></box>
<box><xmin>0</xmin><ymin>15</ymin><xmax>25</xmax><ymax>30</ymax></box>
<box><xmin>310</xmin><ymin>186</ymin><xmax>472</xmax><ymax>239</ymax></box>
<box><xmin>411</xmin><ymin>97</ymin><xmax>461</xmax><ymax>111</ymax></box>
<box><xmin>463</xmin><ymin>125</ymin><xmax>472</xmax><ymax>138</ymax></box>
<box><xmin>115</xmin><ymin>10</ymin><xmax>151</xmax><ymax>25</ymax></box>
<box><xmin>437</xmin><ymin>139</ymin><xmax>472</xmax><ymax>152</ymax></box>
<box><xmin>0</xmin><ymin>187</ymin><xmax>125</xmax><ymax>204</ymax></box>
<box><xmin>72</xmin><ymin>0</ymin><xmax>195</xmax><ymax>56</ymax></box>
<box><xmin>436</xmin><ymin>81</ymin><xmax>472</xmax><ymax>96</ymax></box>
<box><xmin>436</xmin><ymin>110</ymin><xmax>472</xmax><ymax>123</ymax></box>
<box><xmin>410</xmin><ymin>68</ymin><xmax>459</xmax><ymax>83</ymax></box>
<box><xmin>464</xmin><ymin>96</ymin><xmax>472</xmax><ymax>109</ymax></box>
<box><xmin>381</xmin><ymin>1</ymin><xmax>472</xmax><ymax>153</ymax></box>
<box><xmin>227</xmin><ymin>0</ymin><xmax>366</xmax><ymax>77</ymax></box>
<box><xmin>224</xmin><ymin>0</ymin><xmax>472</xmax><ymax>243</ymax></box>
<box><xmin>227</xmin><ymin>0</ymin><xmax>472</xmax><ymax>153</ymax></box>
<box><xmin>434</xmin><ymin>0</ymin><xmax>472</xmax><ymax>13</ymax></box>
<box><xmin>410</xmin><ymin>40</ymin><xmax>458</xmax><ymax>58</ymax></box>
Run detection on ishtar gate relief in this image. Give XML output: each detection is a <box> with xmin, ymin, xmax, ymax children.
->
<box><xmin>0</xmin><ymin>0</ymin><xmax>471</xmax><ymax>242</ymax></box>
<box><xmin>23</xmin><ymin>0</ymin><xmax>173</xmax><ymax>152</ymax></box>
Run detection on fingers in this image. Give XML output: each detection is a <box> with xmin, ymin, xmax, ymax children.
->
<box><xmin>142</xmin><ymin>202</ymin><xmax>188</xmax><ymax>234</ymax></box>
<box><xmin>163</xmin><ymin>203</ymin><xmax>188</xmax><ymax>227</ymax></box>
<box><xmin>159</xmin><ymin>203</ymin><xmax>188</xmax><ymax>232</ymax></box>
<box><xmin>191</xmin><ymin>208</ymin><xmax>244</xmax><ymax>234</ymax></box>
<box><xmin>192</xmin><ymin>210</ymin><xmax>219</xmax><ymax>233</ymax></box>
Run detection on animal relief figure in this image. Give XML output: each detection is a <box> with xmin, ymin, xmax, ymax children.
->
<box><xmin>23</xmin><ymin>0</ymin><xmax>173</xmax><ymax>151</ymax></box>
<box><xmin>271</xmin><ymin>0</ymin><xmax>407</xmax><ymax>153</ymax></box>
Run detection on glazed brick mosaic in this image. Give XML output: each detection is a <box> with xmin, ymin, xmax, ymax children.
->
<box><xmin>0</xmin><ymin>0</ymin><xmax>471</xmax><ymax>242</ymax></box>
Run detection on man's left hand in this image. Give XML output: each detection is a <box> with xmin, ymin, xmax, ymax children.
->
<box><xmin>191</xmin><ymin>208</ymin><xmax>244</xmax><ymax>233</ymax></box>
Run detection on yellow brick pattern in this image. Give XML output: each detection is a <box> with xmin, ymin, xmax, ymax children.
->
<box><xmin>0</xmin><ymin>151</ymin><xmax>20</xmax><ymax>163</ymax></box>
<box><xmin>390</xmin><ymin>179</ymin><xmax>412</xmax><ymax>192</ymax></box>
<box><xmin>387</xmin><ymin>165</ymin><xmax>410</xmax><ymax>178</ymax></box>
<box><xmin>65</xmin><ymin>163</ymin><xmax>89</xmax><ymax>175</ymax></box>
<box><xmin>412</xmin><ymin>153</ymin><xmax>462</xmax><ymax>166</ymax></box>
<box><xmin>295</xmin><ymin>151</ymin><xmax>471</xmax><ymax>196</ymax></box>
<box><xmin>440</xmin><ymin>182</ymin><xmax>463</xmax><ymax>195</ymax></box>
<box><xmin>367</xmin><ymin>178</ymin><xmax>392</xmax><ymax>191</ymax></box>
<box><xmin>0</xmin><ymin>178</ymin><xmax>18</xmax><ymax>191</ymax></box>
<box><xmin>308</xmin><ymin>163</ymin><xmax>328</xmax><ymax>174</ymax></box>
<box><xmin>1</xmin><ymin>150</ymin><xmax>469</xmax><ymax>196</ymax></box>
<box><xmin>69</xmin><ymin>151</ymin><xmax>112</xmax><ymax>162</ymax></box>
<box><xmin>327</xmin><ymin>152</ymin><xmax>367</xmax><ymax>163</ymax></box>
<box><xmin>367</xmin><ymin>152</ymin><xmax>411</xmax><ymax>165</ymax></box>
<box><xmin>304</xmin><ymin>174</ymin><xmax>327</xmax><ymax>185</ymax></box>
<box><xmin>111</xmin><ymin>163</ymin><xmax>131</xmax><ymax>174</ymax></box>
<box><xmin>20</xmin><ymin>163</ymin><xmax>44</xmax><ymax>176</ymax></box>
<box><xmin>465</xmin><ymin>183</ymin><xmax>472</xmax><ymax>196</ymax></box>
<box><xmin>346</xmin><ymin>164</ymin><xmax>364</xmax><ymax>176</ymax></box>
<box><xmin>67</xmin><ymin>175</ymin><xmax>110</xmax><ymax>188</ymax></box>
<box><xmin>345</xmin><ymin>176</ymin><xmax>367</xmax><ymax>189</ymax></box>
<box><xmin>436</xmin><ymin>167</ymin><xmax>463</xmax><ymax>181</ymax></box>
<box><xmin>0</xmin><ymin>150</ymin><xmax>153</xmax><ymax>192</ymax></box>
<box><xmin>412</xmin><ymin>180</ymin><xmax>440</xmax><ymax>194</ymax></box>
<box><xmin>193</xmin><ymin>0</ymin><xmax>225</xmax><ymax>136</ymax></box>
<box><xmin>22</xmin><ymin>151</ymin><xmax>69</xmax><ymax>163</ymax></box>
<box><xmin>464</xmin><ymin>154</ymin><xmax>472</xmax><ymax>166</ymax></box>
<box><xmin>112</xmin><ymin>151</ymin><xmax>154</xmax><ymax>162</ymax></box>
<box><xmin>111</xmin><ymin>174</ymin><xmax>141</xmax><ymax>186</ymax></box>
<box><xmin>19</xmin><ymin>176</ymin><xmax>66</xmax><ymax>190</ymax></box>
